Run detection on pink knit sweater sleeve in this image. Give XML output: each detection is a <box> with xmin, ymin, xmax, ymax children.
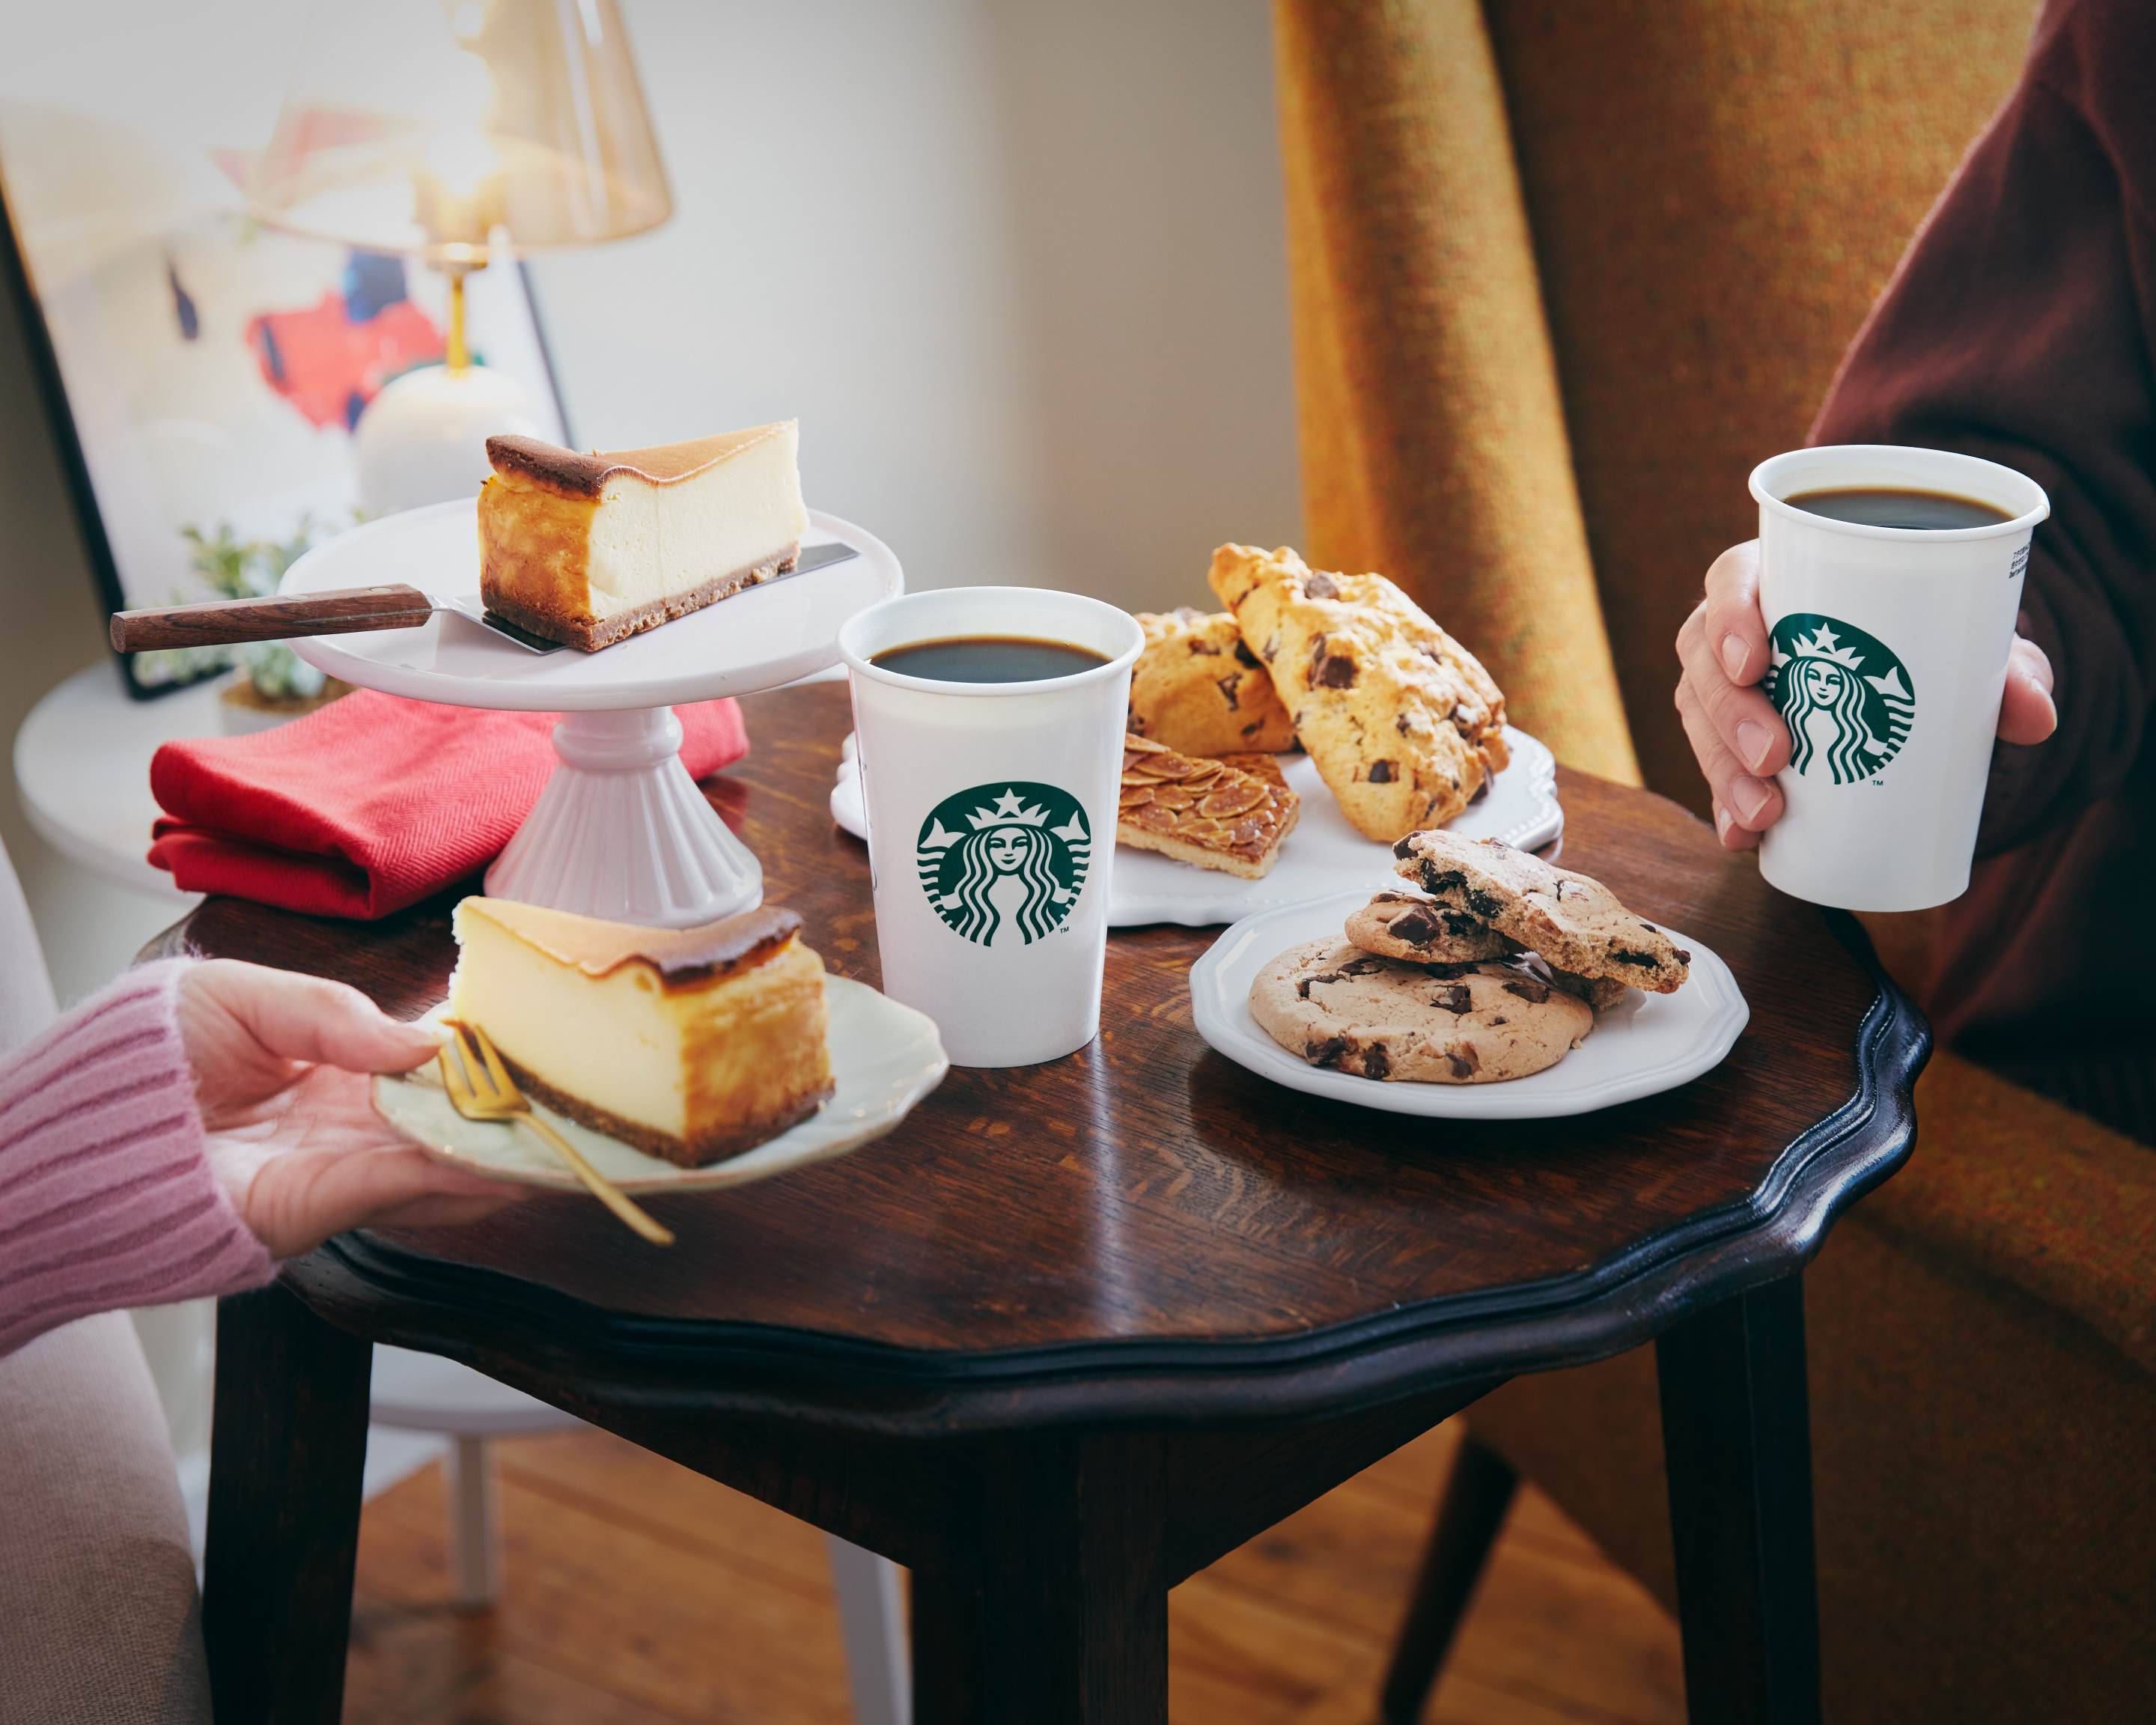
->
<box><xmin>0</xmin><ymin>960</ymin><xmax>274</xmax><ymax>1357</ymax></box>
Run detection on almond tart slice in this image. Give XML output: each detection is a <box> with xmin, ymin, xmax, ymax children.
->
<box><xmin>1118</xmin><ymin>734</ymin><xmax>1300</xmax><ymax>879</ymax></box>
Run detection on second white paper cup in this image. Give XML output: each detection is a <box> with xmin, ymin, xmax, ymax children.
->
<box><xmin>1750</xmin><ymin>444</ymin><xmax>2048</xmax><ymax>913</ymax></box>
<box><xmin>839</xmin><ymin>587</ymin><xmax>1142</xmax><ymax>1067</ymax></box>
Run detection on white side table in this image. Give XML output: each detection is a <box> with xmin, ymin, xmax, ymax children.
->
<box><xmin>13</xmin><ymin>661</ymin><xmax>579</xmax><ymax>1603</ymax></box>
<box><xmin>14</xmin><ymin>662</ymin><xmax>213</xmax><ymax>901</ymax></box>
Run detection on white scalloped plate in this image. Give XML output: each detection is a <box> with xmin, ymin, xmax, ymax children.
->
<box><xmin>830</xmin><ymin>725</ymin><xmax>1561</xmax><ymax>928</ymax></box>
<box><xmin>371</xmin><ymin>978</ymin><xmax>946</xmax><ymax>1193</ymax></box>
<box><xmin>1188</xmin><ymin>890</ymin><xmax>1747</xmax><ymax>1119</ymax></box>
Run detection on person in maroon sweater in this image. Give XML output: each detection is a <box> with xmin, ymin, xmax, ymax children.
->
<box><xmin>1675</xmin><ymin>0</ymin><xmax>2155</xmax><ymax>1143</ymax></box>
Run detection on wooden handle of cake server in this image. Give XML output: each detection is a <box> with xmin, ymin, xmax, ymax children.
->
<box><xmin>109</xmin><ymin>585</ymin><xmax>436</xmax><ymax>652</ymax></box>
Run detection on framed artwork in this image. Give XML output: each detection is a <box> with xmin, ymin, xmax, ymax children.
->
<box><xmin>0</xmin><ymin>0</ymin><xmax>570</xmax><ymax>697</ymax></box>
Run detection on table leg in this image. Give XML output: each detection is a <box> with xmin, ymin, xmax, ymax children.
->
<box><xmin>911</xmin><ymin>1431</ymin><xmax>1168</xmax><ymax>1724</ymax></box>
<box><xmin>201</xmin><ymin>1283</ymin><xmax>374</xmax><ymax>1725</ymax></box>
<box><xmin>910</xmin><ymin>1566</ymin><xmax>984</xmax><ymax>1724</ymax></box>
<box><xmin>1379</xmin><ymin>1429</ymin><xmax>1519</xmax><ymax>1724</ymax></box>
<box><xmin>1656</xmin><ymin>1273</ymin><xmax>1821</xmax><ymax>1725</ymax></box>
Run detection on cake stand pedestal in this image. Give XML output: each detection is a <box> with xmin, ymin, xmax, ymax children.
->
<box><xmin>484</xmin><ymin>707</ymin><xmax>764</xmax><ymax>925</ymax></box>
<box><xmin>278</xmin><ymin>501</ymin><xmax>900</xmax><ymax>928</ymax></box>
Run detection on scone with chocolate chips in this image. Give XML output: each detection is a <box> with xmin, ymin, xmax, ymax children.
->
<box><xmin>1127</xmin><ymin>607</ymin><xmax>1297</xmax><ymax>755</ymax></box>
<box><xmin>1249</xmin><ymin>940</ymin><xmax>1592</xmax><ymax>1083</ymax></box>
<box><xmin>1207</xmin><ymin>544</ymin><xmax>1508</xmax><ymax>842</ymax></box>
<box><xmin>1345</xmin><ymin>890</ymin><xmax>1632</xmax><ymax>1010</ymax></box>
<box><xmin>1392</xmin><ymin>831</ymin><xmax>1691</xmax><ymax>994</ymax></box>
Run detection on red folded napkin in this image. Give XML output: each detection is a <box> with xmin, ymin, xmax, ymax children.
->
<box><xmin>148</xmin><ymin>690</ymin><xmax>749</xmax><ymax>919</ymax></box>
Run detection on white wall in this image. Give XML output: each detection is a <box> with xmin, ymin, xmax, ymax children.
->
<box><xmin>535</xmin><ymin>0</ymin><xmax>1300</xmax><ymax>610</ymax></box>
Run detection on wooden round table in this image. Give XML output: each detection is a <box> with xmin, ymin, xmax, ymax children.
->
<box><xmin>166</xmin><ymin>681</ymin><xmax>1926</xmax><ymax>1725</ymax></box>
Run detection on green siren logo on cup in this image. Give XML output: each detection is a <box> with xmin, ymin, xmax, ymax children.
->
<box><xmin>1764</xmin><ymin>613</ymin><xmax>1916</xmax><ymax>785</ymax></box>
<box><xmin>917</xmin><ymin>782</ymin><xmax>1091</xmax><ymax>946</ymax></box>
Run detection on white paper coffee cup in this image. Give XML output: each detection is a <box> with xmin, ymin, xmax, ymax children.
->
<box><xmin>1750</xmin><ymin>444</ymin><xmax>2048</xmax><ymax>912</ymax></box>
<box><xmin>838</xmin><ymin>587</ymin><xmax>1142</xmax><ymax>1067</ymax></box>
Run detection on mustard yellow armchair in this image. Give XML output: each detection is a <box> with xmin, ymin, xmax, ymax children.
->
<box><xmin>1273</xmin><ymin>2</ymin><xmax>2156</xmax><ymax>1718</ymax></box>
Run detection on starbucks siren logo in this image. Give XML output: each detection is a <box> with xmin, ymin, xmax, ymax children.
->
<box><xmin>1763</xmin><ymin>613</ymin><xmax>1915</xmax><ymax>785</ymax></box>
<box><xmin>916</xmin><ymin>782</ymin><xmax>1091</xmax><ymax>946</ymax></box>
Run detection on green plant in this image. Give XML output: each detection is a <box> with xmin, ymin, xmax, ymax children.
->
<box><xmin>138</xmin><ymin>513</ymin><xmax>356</xmax><ymax>696</ymax></box>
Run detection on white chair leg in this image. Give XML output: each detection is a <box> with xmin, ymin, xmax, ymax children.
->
<box><xmin>447</xmin><ymin>1434</ymin><xmax>502</xmax><ymax>1608</ymax></box>
<box><xmin>824</xmin><ymin>1534</ymin><xmax>910</xmax><ymax>1725</ymax></box>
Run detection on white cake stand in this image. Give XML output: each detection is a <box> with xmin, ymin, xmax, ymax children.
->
<box><xmin>278</xmin><ymin>501</ymin><xmax>901</xmax><ymax>928</ymax></box>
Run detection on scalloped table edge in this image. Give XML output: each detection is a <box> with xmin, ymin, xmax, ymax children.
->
<box><xmin>278</xmin><ymin>909</ymin><xmax>1929</xmax><ymax>1439</ymax></box>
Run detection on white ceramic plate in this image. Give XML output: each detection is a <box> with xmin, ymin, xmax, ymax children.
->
<box><xmin>371</xmin><ymin>977</ymin><xmax>946</xmax><ymax>1193</ymax></box>
<box><xmin>830</xmin><ymin>726</ymin><xmax>1562</xmax><ymax>928</ymax></box>
<box><xmin>281</xmin><ymin>504</ymin><xmax>902</xmax><ymax>711</ymax></box>
<box><xmin>1188</xmin><ymin>890</ymin><xmax>1747</xmax><ymax>1119</ymax></box>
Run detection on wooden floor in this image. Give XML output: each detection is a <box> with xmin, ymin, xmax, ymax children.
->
<box><xmin>345</xmin><ymin>1419</ymin><xmax>1681</xmax><ymax>1724</ymax></box>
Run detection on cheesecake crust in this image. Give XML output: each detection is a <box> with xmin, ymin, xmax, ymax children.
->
<box><xmin>481</xmin><ymin>543</ymin><xmax>800</xmax><ymax>652</ymax></box>
<box><xmin>496</xmin><ymin>1048</ymin><xmax>834</xmax><ymax>1169</ymax></box>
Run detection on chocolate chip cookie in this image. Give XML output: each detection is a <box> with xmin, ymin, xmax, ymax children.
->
<box><xmin>1391</xmin><ymin>831</ymin><xmax>1691</xmax><ymax>993</ymax></box>
<box><xmin>1207</xmin><ymin>544</ymin><xmax>1508</xmax><ymax>843</ymax></box>
<box><xmin>1249</xmin><ymin>940</ymin><xmax>1592</xmax><ymax>1083</ymax></box>
<box><xmin>1345</xmin><ymin>890</ymin><xmax>1517</xmax><ymax>963</ymax></box>
<box><xmin>1127</xmin><ymin>607</ymin><xmax>1297</xmax><ymax>755</ymax></box>
<box><xmin>1344</xmin><ymin>891</ymin><xmax>1632</xmax><ymax>1010</ymax></box>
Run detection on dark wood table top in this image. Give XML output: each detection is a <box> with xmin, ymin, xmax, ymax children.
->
<box><xmin>149</xmin><ymin>681</ymin><xmax>1925</xmax><ymax>1435</ymax></box>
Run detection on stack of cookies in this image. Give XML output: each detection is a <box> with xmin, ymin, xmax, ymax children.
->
<box><xmin>1249</xmin><ymin>833</ymin><xmax>1690</xmax><ymax>1085</ymax></box>
<box><xmin>1118</xmin><ymin>545</ymin><xmax>1511</xmax><ymax>877</ymax></box>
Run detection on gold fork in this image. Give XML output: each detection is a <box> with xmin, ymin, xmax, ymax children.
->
<box><xmin>436</xmin><ymin>1020</ymin><xmax>675</xmax><ymax>1247</ymax></box>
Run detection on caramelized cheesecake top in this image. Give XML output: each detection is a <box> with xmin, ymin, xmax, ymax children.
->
<box><xmin>485</xmin><ymin>423</ymin><xmax>797</xmax><ymax>501</ymax></box>
<box><xmin>457</xmin><ymin>898</ymin><xmax>804</xmax><ymax>989</ymax></box>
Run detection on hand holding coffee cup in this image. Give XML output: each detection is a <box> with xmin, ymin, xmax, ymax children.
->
<box><xmin>1677</xmin><ymin>550</ymin><xmax>2058</xmax><ymax>846</ymax></box>
<box><xmin>1674</xmin><ymin>445</ymin><xmax>2053</xmax><ymax>911</ymax></box>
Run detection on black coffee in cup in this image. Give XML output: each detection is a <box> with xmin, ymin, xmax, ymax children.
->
<box><xmin>1785</xmin><ymin>487</ymin><xmax>2012</xmax><ymax>530</ymax></box>
<box><xmin>870</xmin><ymin>636</ymin><xmax>1108</xmax><ymax>683</ymax></box>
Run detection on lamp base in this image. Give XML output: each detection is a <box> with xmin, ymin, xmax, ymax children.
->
<box><xmin>355</xmin><ymin>364</ymin><xmax>541</xmax><ymax>517</ymax></box>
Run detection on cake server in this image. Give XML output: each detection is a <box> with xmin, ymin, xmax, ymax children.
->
<box><xmin>107</xmin><ymin>540</ymin><xmax>862</xmax><ymax>657</ymax></box>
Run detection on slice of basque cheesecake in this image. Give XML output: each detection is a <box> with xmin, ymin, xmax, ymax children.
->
<box><xmin>447</xmin><ymin>897</ymin><xmax>833</xmax><ymax>1167</ymax></box>
<box><xmin>478</xmin><ymin>421</ymin><xmax>810</xmax><ymax>651</ymax></box>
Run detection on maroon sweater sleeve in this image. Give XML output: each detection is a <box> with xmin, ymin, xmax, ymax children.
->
<box><xmin>1810</xmin><ymin>0</ymin><xmax>2156</xmax><ymax>855</ymax></box>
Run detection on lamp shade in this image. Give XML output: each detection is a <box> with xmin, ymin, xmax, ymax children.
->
<box><xmin>250</xmin><ymin>0</ymin><xmax>671</xmax><ymax>264</ymax></box>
